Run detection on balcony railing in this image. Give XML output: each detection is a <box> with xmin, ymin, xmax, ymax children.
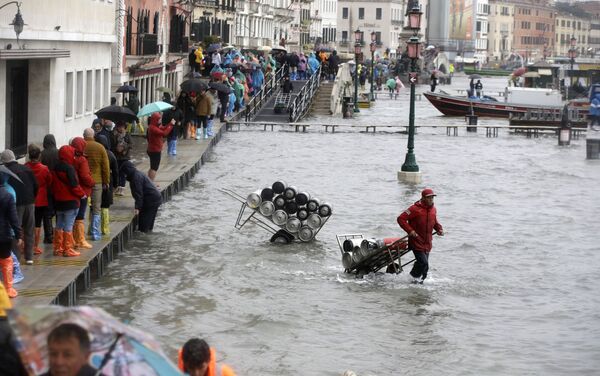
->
<box><xmin>137</xmin><ymin>33</ymin><xmax>158</xmax><ymax>56</ymax></box>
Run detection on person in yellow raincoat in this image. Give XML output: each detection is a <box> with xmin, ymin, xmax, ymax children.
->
<box><xmin>194</xmin><ymin>47</ymin><xmax>204</xmax><ymax>73</ymax></box>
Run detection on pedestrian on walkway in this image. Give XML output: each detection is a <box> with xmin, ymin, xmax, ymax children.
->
<box><xmin>162</xmin><ymin>101</ymin><xmax>183</xmax><ymax>155</ymax></box>
<box><xmin>386</xmin><ymin>77</ymin><xmax>397</xmax><ymax>99</ymax></box>
<box><xmin>178</xmin><ymin>338</ymin><xmax>236</xmax><ymax>376</ymax></box>
<box><xmin>83</xmin><ymin>128</ymin><xmax>110</xmax><ymax>240</ymax></box>
<box><xmin>430</xmin><ymin>72</ymin><xmax>438</xmax><ymax>92</ymax></box>
<box><xmin>397</xmin><ymin>188</ymin><xmax>444</xmax><ymax>284</ymax></box>
<box><xmin>0</xmin><ymin>166</ymin><xmax>22</xmax><ymax>298</ymax></box>
<box><xmin>207</xmin><ymin>89</ymin><xmax>219</xmax><ymax>137</ymax></box>
<box><xmin>119</xmin><ymin>161</ymin><xmax>162</xmax><ymax>233</ymax></box>
<box><xmin>41</xmin><ymin>134</ymin><xmax>59</xmax><ymax>244</ymax></box>
<box><xmin>96</xmin><ymin>135</ymin><xmax>118</xmax><ymax>235</ymax></box>
<box><xmin>195</xmin><ymin>89</ymin><xmax>212</xmax><ymax>140</ymax></box>
<box><xmin>111</xmin><ymin>121</ymin><xmax>133</xmax><ymax>196</ymax></box>
<box><xmin>0</xmin><ymin>150</ymin><xmax>38</xmax><ymax>265</ymax></box>
<box><xmin>177</xmin><ymin>91</ymin><xmax>195</xmax><ymax>139</ymax></box>
<box><xmin>51</xmin><ymin>146</ymin><xmax>86</xmax><ymax>257</ymax></box>
<box><xmin>395</xmin><ymin>76</ymin><xmax>405</xmax><ymax>99</ymax></box>
<box><xmin>24</xmin><ymin>144</ymin><xmax>52</xmax><ymax>256</ymax></box>
<box><xmin>146</xmin><ymin>112</ymin><xmax>174</xmax><ymax>182</ymax></box>
<box><xmin>475</xmin><ymin>80</ymin><xmax>483</xmax><ymax>97</ymax></box>
<box><xmin>70</xmin><ymin>137</ymin><xmax>94</xmax><ymax>250</ymax></box>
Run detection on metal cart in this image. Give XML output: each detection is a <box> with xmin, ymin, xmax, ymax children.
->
<box><xmin>335</xmin><ymin>234</ymin><xmax>414</xmax><ymax>276</ymax></box>
<box><xmin>220</xmin><ymin>187</ymin><xmax>331</xmax><ymax>243</ymax></box>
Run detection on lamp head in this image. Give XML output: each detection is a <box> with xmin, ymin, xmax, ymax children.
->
<box><xmin>354</xmin><ymin>29</ymin><xmax>361</xmax><ymax>43</ymax></box>
<box><xmin>407</xmin><ymin>36</ymin><xmax>421</xmax><ymax>59</ymax></box>
<box><xmin>407</xmin><ymin>2</ymin><xmax>422</xmax><ymax>30</ymax></box>
<box><xmin>10</xmin><ymin>7</ymin><xmax>25</xmax><ymax>36</ymax></box>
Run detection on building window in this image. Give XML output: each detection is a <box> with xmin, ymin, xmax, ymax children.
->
<box><xmin>85</xmin><ymin>70</ymin><xmax>93</xmax><ymax>113</ymax></box>
<box><xmin>476</xmin><ymin>21</ymin><xmax>481</xmax><ymax>32</ymax></box>
<box><xmin>375</xmin><ymin>31</ymin><xmax>381</xmax><ymax>44</ymax></box>
<box><xmin>342</xmin><ymin>7</ymin><xmax>348</xmax><ymax>19</ymax></box>
<box><xmin>103</xmin><ymin>69</ymin><xmax>110</xmax><ymax>107</ymax></box>
<box><xmin>65</xmin><ymin>72</ymin><xmax>73</xmax><ymax>118</ymax></box>
<box><xmin>342</xmin><ymin>30</ymin><xmax>348</xmax><ymax>42</ymax></box>
<box><xmin>358</xmin><ymin>8</ymin><xmax>364</xmax><ymax>20</ymax></box>
<box><xmin>94</xmin><ymin>69</ymin><xmax>101</xmax><ymax>110</ymax></box>
<box><xmin>376</xmin><ymin>8</ymin><xmax>382</xmax><ymax>20</ymax></box>
<box><xmin>76</xmin><ymin>71</ymin><xmax>83</xmax><ymax>116</ymax></box>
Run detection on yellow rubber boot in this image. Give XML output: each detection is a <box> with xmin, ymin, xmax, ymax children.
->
<box><xmin>74</xmin><ymin>220</ymin><xmax>92</xmax><ymax>249</ymax></box>
<box><xmin>101</xmin><ymin>208</ymin><xmax>110</xmax><ymax>235</ymax></box>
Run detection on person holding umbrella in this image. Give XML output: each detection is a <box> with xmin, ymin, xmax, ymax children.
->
<box><xmin>146</xmin><ymin>112</ymin><xmax>173</xmax><ymax>182</ymax></box>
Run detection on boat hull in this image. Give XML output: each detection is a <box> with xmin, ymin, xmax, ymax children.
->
<box><xmin>424</xmin><ymin>92</ymin><xmax>564</xmax><ymax>118</ymax></box>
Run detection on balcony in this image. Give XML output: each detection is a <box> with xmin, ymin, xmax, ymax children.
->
<box><xmin>274</xmin><ymin>8</ymin><xmax>294</xmax><ymax>20</ymax></box>
<box><xmin>137</xmin><ymin>34</ymin><xmax>158</xmax><ymax>56</ymax></box>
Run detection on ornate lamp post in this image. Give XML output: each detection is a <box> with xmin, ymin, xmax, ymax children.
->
<box><xmin>353</xmin><ymin>29</ymin><xmax>362</xmax><ymax>113</ymax></box>
<box><xmin>370</xmin><ymin>31</ymin><xmax>377</xmax><ymax>102</ymax></box>
<box><xmin>398</xmin><ymin>2</ymin><xmax>423</xmax><ymax>183</ymax></box>
<box><xmin>0</xmin><ymin>1</ymin><xmax>25</xmax><ymax>47</ymax></box>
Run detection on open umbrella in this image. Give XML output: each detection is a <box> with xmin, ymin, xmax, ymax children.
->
<box><xmin>155</xmin><ymin>86</ymin><xmax>173</xmax><ymax>95</ymax></box>
<box><xmin>8</xmin><ymin>306</ymin><xmax>182</xmax><ymax>376</ymax></box>
<box><xmin>137</xmin><ymin>101</ymin><xmax>174</xmax><ymax>117</ymax></box>
<box><xmin>207</xmin><ymin>43</ymin><xmax>221</xmax><ymax>53</ymax></box>
<box><xmin>468</xmin><ymin>74</ymin><xmax>482</xmax><ymax>80</ymax></box>
<box><xmin>259</xmin><ymin>46</ymin><xmax>272</xmax><ymax>52</ymax></box>
<box><xmin>180</xmin><ymin>78</ymin><xmax>208</xmax><ymax>93</ymax></box>
<box><xmin>208</xmin><ymin>82</ymin><xmax>232</xmax><ymax>94</ymax></box>
<box><xmin>221</xmin><ymin>44</ymin><xmax>236</xmax><ymax>53</ymax></box>
<box><xmin>95</xmin><ymin>105</ymin><xmax>138</xmax><ymax>123</ymax></box>
<box><xmin>512</xmin><ymin>67</ymin><xmax>527</xmax><ymax>77</ymax></box>
<box><xmin>270</xmin><ymin>46</ymin><xmax>287</xmax><ymax>54</ymax></box>
<box><xmin>116</xmin><ymin>84</ymin><xmax>138</xmax><ymax>93</ymax></box>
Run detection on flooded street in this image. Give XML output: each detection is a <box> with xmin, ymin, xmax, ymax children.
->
<box><xmin>80</xmin><ymin>76</ymin><xmax>600</xmax><ymax>375</ymax></box>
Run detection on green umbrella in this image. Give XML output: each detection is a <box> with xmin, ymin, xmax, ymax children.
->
<box><xmin>137</xmin><ymin>101</ymin><xmax>174</xmax><ymax>117</ymax></box>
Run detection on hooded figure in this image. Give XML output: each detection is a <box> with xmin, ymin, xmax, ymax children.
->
<box><xmin>69</xmin><ymin>137</ymin><xmax>95</xmax><ymax>249</ymax></box>
<box><xmin>119</xmin><ymin>161</ymin><xmax>162</xmax><ymax>233</ymax></box>
<box><xmin>51</xmin><ymin>146</ymin><xmax>86</xmax><ymax>257</ymax></box>
<box><xmin>41</xmin><ymin>134</ymin><xmax>59</xmax><ymax>171</ymax></box>
<box><xmin>146</xmin><ymin>112</ymin><xmax>173</xmax><ymax>181</ymax></box>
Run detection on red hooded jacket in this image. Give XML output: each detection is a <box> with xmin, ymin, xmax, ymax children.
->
<box><xmin>397</xmin><ymin>200</ymin><xmax>443</xmax><ymax>252</ymax></box>
<box><xmin>25</xmin><ymin>161</ymin><xmax>53</xmax><ymax>207</ymax></box>
<box><xmin>52</xmin><ymin>146</ymin><xmax>86</xmax><ymax>210</ymax></box>
<box><xmin>70</xmin><ymin>137</ymin><xmax>95</xmax><ymax>196</ymax></box>
<box><xmin>147</xmin><ymin>112</ymin><xmax>173</xmax><ymax>153</ymax></box>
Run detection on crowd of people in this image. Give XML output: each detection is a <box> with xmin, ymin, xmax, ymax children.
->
<box><xmin>0</xmin><ymin>119</ymin><xmax>165</xmax><ymax>299</ymax></box>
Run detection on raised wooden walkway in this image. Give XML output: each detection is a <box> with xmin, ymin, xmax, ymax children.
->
<box><xmin>13</xmin><ymin>123</ymin><xmax>226</xmax><ymax>307</ymax></box>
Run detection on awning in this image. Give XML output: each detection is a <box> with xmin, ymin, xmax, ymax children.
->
<box><xmin>0</xmin><ymin>49</ymin><xmax>70</xmax><ymax>60</ymax></box>
<box><xmin>537</xmin><ymin>68</ymin><xmax>552</xmax><ymax>76</ymax></box>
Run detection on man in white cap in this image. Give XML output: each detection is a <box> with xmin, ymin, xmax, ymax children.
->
<box><xmin>397</xmin><ymin>188</ymin><xmax>444</xmax><ymax>284</ymax></box>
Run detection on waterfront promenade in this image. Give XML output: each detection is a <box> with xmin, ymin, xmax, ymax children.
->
<box><xmin>12</xmin><ymin>122</ymin><xmax>227</xmax><ymax>307</ymax></box>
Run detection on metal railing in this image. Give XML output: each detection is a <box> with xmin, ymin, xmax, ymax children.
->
<box><xmin>289</xmin><ymin>65</ymin><xmax>322</xmax><ymax>122</ymax></box>
<box><xmin>244</xmin><ymin>64</ymin><xmax>287</xmax><ymax>121</ymax></box>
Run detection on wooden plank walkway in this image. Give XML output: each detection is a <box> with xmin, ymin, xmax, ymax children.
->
<box><xmin>13</xmin><ymin>122</ymin><xmax>227</xmax><ymax>307</ymax></box>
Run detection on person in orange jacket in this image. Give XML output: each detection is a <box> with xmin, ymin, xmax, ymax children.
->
<box><xmin>178</xmin><ymin>338</ymin><xmax>236</xmax><ymax>376</ymax></box>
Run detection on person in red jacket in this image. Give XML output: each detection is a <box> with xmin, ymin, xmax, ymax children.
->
<box><xmin>70</xmin><ymin>137</ymin><xmax>95</xmax><ymax>249</ymax></box>
<box><xmin>52</xmin><ymin>146</ymin><xmax>86</xmax><ymax>257</ymax></box>
<box><xmin>25</xmin><ymin>144</ymin><xmax>52</xmax><ymax>255</ymax></box>
<box><xmin>146</xmin><ymin>112</ymin><xmax>173</xmax><ymax>182</ymax></box>
<box><xmin>397</xmin><ymin>188</ymin><xmax>444</xmax><ymax>284</ymax></box>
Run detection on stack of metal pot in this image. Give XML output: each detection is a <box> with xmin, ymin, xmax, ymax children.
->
<box><xmin>246</xmin><ymin>180</ymin><xmax>332</xmax><ymax>242</ymax></box>
<box><xmin>341</xmin><ymin>237</ymin><xmax>404</xmax><ymax>270</ymax></box>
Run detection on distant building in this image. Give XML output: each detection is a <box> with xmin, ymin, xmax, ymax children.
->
<box><xmin>336</xmin><ymin>0</ymin><xmax>413</xmax><ymax>58</ymax></box>
<box><xmin>488</xmin><ymin>0</ymin><xmax>515</xmax><ymax>61</ymax></box>
<box><xmin>0</xmin><ymin>0</ymin><xmax>115</xmax><ymax>153</ymax></box>
<box><xmin>577</xmin><ymin>1</ymin><xmax>600</xmax><ymax>58</ymax></box>
<box><xmin>235</xmin><ymin>0</ymin><xmax>293</xmax><ymax>49</ymax></box>
<box><xmin>511</xmin><ymin>0</ymin><xmax>554</xmax><ymax>64</ymax></box>
<box><xmin>554</xmin><ymin>11</ymin><xmax>590</xmax><ymax>57</ymax></box>
<box><xmin>320</xmin><ymin>0</ymin><xmax>337</xmax><ymax>47</ymax></box>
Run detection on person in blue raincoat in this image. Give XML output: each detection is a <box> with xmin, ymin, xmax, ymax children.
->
<box><xmin>590</xmin><ymin>94</ymin><xmax>600</xmax><ymax>129</ymax></box>
<box><xmin>307</xmin><ymin>53</ymin><xmax>320</xmax><ymax>77</ymax></box>
<box><xmin>251</xmin><ymin>66</ymin><xmax>265</xmax><ymax>94</ymax></box>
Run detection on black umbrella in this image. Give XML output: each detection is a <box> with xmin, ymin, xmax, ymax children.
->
<box><xmin>180</xmin><ymin>79</ymin><xmax>208</xmax><ymax>93</ymax></box>
<box><xmin>116</xmin><ymin>84</ymin><xmax>139</xmax><ymax>93</ymax></box>
<box><xmin>469</xmin><ymin>74</ymin><xmax>482</xmax><ymax>80</ymax></box>
<box><xmin>208</xmin><ymin>82</ymin><xmax>232</xmax><ymax>94</ymax></box>
<box><xmin>95</xmin><ymin>105</ymin><xmax>138</xmax><ymax>123</ymax></box>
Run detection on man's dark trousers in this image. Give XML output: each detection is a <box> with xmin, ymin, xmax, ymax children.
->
<box><xmin>410</xmin><ymin>250</ymin><xmax>429</xmax><ymax>280</ymax></box>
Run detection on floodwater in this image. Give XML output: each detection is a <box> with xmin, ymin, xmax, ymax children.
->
<box><xmin>80</xmin><ymin>75</ymin><xmax>600</xmax><ymax>375</ymax></box>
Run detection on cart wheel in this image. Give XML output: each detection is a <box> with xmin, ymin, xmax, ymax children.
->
<box><xmin>386</xmin><ymin>263</ymin><xmax>401</xmax><ymax>274</ymax></box>
<box><xmin>270</xmin><ymin>229</ymin><xmax>294</xmax><ymax>244</ymax></box>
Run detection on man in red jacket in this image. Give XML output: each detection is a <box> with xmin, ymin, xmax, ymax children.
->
<box><xmin>146</xmin><ymin>112</ymin><xmax>173</xmax><ymax>182</ymax></box>
<box><xmin>397</xmin><ymin>188</ymin><xmax>444</xmax><ymax>284</ymax></box>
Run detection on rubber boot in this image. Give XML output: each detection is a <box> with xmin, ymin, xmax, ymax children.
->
<box><xmin>73</xmin><ymin>220</ymin><xmax>92</xmax><ymax>249</ymax></box>
<box><xmin>195</xmin><ymin>126</ymin><xmax>201</xmax><ymax>140</ymax></box>
<box><xmin>62</xmin><ymin>232</ymin><xmax>80</xmax><ymax>257</ymax></box>
<box><xmin>0</xmin><ymin>257</ymin><xmax>18</xmax><ymax>298</ymax></box>
<box><xmin>203</xmin><ymin>127</ymin><xmax>208</xmax><ymax>139</ymax></box>
<box><xmin>90</xmin><ymin>214</ymin><xmax>101</xmax><ymax>240</ymax></box>
<box><xmin>11</xmin><ymin>252</ymin><xmax>24</xmax><ymax>284</ymax></box>
<box><xmin>34</xmin><ymin>227</ymin><xmax>43</xmax><ymax>255</ymax></box>
<box><xmin>101</xmin><ymin>208</ymin><xmax>110</xmax><ymax>235</ymax></box>
<box><xmin>43</xmin><ymin>213</ymin><xmax>53</xmax><ymax>244</ymax></box>
<box><xmin>53</xmin><ymin>229</ymin><xmax>64</xmax><ymax>256</ymax></box>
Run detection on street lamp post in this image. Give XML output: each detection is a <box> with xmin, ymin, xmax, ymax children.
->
<box><xmin>353</xmin><ymin>29</ymin><xmax>362</xmax><ymax>113</ymax></box>
<box><xmin>370</xmin><ymin>31</ymin><xmax>377</xmax><ymax>102</ymax></box>
<box><xmin>398</xmin><ymin>2</ymin><xmax>423</xmax><ymax>183</ymax></box>
<box><xmin>0</xmin><ymin>1</ymin><xmax>25</xmax><ymax>48</ymax></box>
<box><xmin>568</xmin><ymin>37</ymin><xmax>577</xmax><ymax>99</ymax></box>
